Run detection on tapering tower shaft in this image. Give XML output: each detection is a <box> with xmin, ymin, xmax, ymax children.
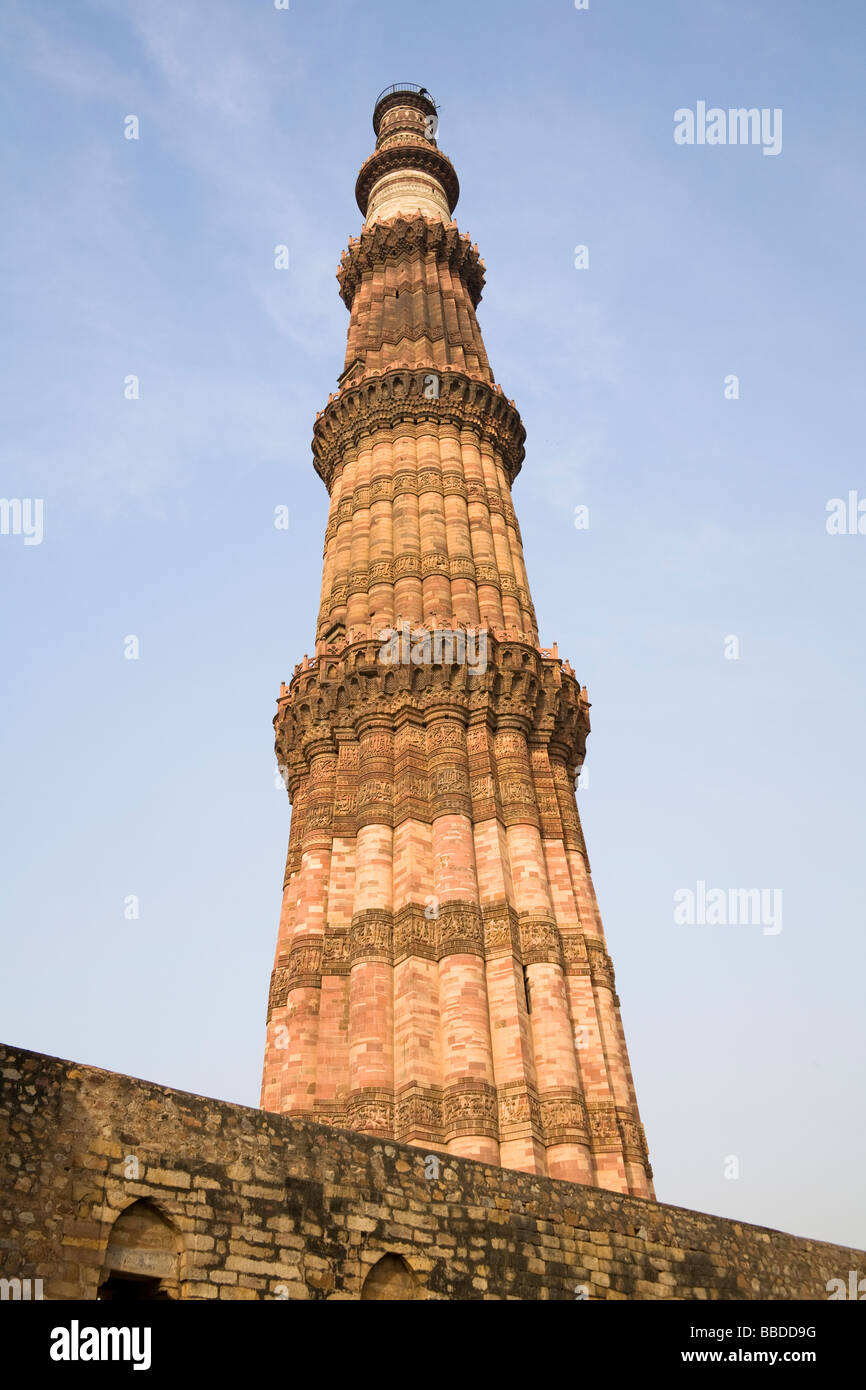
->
<box><xmin>261</xmin><ymin>86</ymin><xmax>653</xmax><ymax>1197</ymax></box>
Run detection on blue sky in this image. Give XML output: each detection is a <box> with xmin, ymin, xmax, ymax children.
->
<box><xmin>1</xmin><ymin>0</ymin><xmax>864</xmax><ymax>1252</ymax></box>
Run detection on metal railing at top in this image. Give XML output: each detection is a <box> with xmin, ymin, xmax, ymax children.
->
<box><xmin>374</xmin><ymin>83</ymin><xmax>437</xmax><ymax>108</ymax></box>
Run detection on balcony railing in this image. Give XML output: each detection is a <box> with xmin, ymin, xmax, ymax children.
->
<box><xmin>374</xmin><ymin>83</ymin><xmax>436</xmax><ymax>108</ymax></box>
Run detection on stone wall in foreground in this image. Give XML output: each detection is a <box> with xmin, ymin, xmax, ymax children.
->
<box><xmin>0</xmin><ymin>1045</ymin><xmax>859</xmax><ymax>1300</ymax></box>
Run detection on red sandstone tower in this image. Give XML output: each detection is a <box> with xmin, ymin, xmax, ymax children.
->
<box><xmin>261</xmin><ymin>85</ymin><xmax>653</xmax><ymax>1198</ymax></box>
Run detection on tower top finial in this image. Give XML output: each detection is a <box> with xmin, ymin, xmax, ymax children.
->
<box><xmin>358</xmin><ymin>84</ymin><xmax>458</xmax><ymax>225</ymax></box>
<box><xmin>372</xmin><ymin>83</ymin><xmax>438</xmax><ymax>136</ymax></box>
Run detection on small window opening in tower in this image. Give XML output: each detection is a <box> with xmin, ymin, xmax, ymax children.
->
<box><xmin>523</xmin><ymin>966</ymin><xmax>531</xmax><ymax>1014</ymax></box>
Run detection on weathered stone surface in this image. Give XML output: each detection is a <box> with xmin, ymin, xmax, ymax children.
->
<box><xmin>1</xmin><ymin>1046</ymin><xmax>859</xmax><ymax>1301</ymax></box>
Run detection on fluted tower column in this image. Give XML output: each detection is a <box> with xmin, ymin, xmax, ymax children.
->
<box><xmin>261</xmin><ymin>84</ymin><xmax>653</xmax><ymax>1197</ymax></box>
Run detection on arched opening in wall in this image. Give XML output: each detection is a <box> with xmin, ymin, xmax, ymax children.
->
<box><xmin>96</xmin><ymin>1199</ymin><xmax>182</xmax><ymax>1301</ymax></box>
<box><xmin>360</xmin><ymin>1253</ymin><xmax>420</xmax><ymax>1301</ymax></box>
<box><xmin>97</xmin><ymin>1273</ymin><xmax>170</xmax><ymax>1302</ymax></box>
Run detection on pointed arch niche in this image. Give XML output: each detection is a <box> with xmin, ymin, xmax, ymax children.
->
<box><xmin>360</xmin><ymin>1253</ymin><xmax>420</xmax><ymax>1301</ymax></box>
<box><xmin>97</xmin><ymin>1199</ymin><xmax>183</xmax><ymax>1301</ymax></box>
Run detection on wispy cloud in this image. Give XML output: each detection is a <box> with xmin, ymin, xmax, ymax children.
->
<box><xmin>0</xmin><ymin>0</ymin><xmax>337</xmax><ymax>514</ymax></box>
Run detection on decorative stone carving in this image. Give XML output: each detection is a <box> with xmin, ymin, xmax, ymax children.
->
<box><xmin>587</xmin><ymin>1102</ymin><xmax>621</xmax><ymax>1149</ymax></box>
<box><xmin>586</xmin><ymin>939</ymin><xmax>616</xmax><ymax>991</ymax></box>
<box><xmin>346</xmin><ymin>1090</ymin><xmax>395</xmax><ymax>1134</ymax></box>
<box><xmin>395</xmin><ymin>1085</ymin><xmax>443</xmax><ymax>1139</ymax></box>
<box><xmin>303</xmin><ymin>803</ymin><xmax>333</xmax><ymax>831</ymax></box>
<box><xmin>355</xmin><ymin>145</ymin><xmax>460</xmax><ymax>220</ymax></box>
<box><xmin>437</xmin><ymin>903</ymin><xmax>484</xmax><ymax>958</ymax></box>
<box><xmin>349</xmin><ymin>911</ymin><xmax>393</xmax><ymax>965</ymax></box>
<box><xmin>310</xmin><ymin>1104</ymin><xmax>348</xmax><ymax>1130</ymax></box>
<box><xmin>443</xmin><ymin>1082</ymin><xmax>498</xmax><ymax>1140</ymax></box>
<box><xmin>393</xmin><ymin>905</ymin><xmax>438</xmax><ymax>963</ymax></box>
<box><xmin>286</xmin><ymin>943</ymin><xmax>323</xmax><ymax>988</ymax></box>
<box><xmin>441</xmin><ymin>472</ymin><xmax>468</xmax><ymax>498</ymax></box>
<box><xmin>518</xmin><ymin>914</ymin><xmax>562</xmax><ymax>966</ymax></box>
<box><xmin>482</xmin><ymin>903</ymin><xmax>520</xmax><ymax>957</ymax></box>
<box><xmin>561</xmin><ymin>933</ymin><xmax>589</xmax><ymax>974</ymax></box>
<box><xmin>497</xmin><ymin>1084</ymin><xmax>542</xmax><ymax>1134</ymax></box>
<box><xmin>338</xmin><ymin>214</ymin><xmax>485</xmax><ymax>309</ymax></box>
<box><xmin>540</xmin><ymin>1092</ymin><xmax>590</xmax><ymax>1144</ymax></box>
<box><xmin>313</xmin><ymin>369</ymin><xmax>526</xmax><ymax>490</ymax></box>
<box><xmin>322</xmin><ymin>930</ymin><xmax>351</xmax><ymax>975</ymax></box>
<box><xmin>617</xmin><ymin>1107</ymin><xmax>651</xmax><ymax>1163</ymax></box>
<box><xmin>267</xmin><ymin>967</ymin><xmax>290</xmax><ymax>1018</ymax></box>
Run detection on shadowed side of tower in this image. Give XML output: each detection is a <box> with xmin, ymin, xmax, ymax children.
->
<box><xmin>261</xmin><ymin>85</ymin><xmax>654</xmax><ymax>1199</ymax></box>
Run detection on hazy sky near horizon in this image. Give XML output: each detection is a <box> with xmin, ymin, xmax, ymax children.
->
<box><xmin>2</xmin><ymin>0</ymin><xmax>864</xmax><ymax>1252</ymax></box>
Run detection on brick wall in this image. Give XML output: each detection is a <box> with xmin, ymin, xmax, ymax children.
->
<box><xmin>0</xmin><ymin>1045</ymin><xmax>859</xmax><ymax>1300</ymax></box>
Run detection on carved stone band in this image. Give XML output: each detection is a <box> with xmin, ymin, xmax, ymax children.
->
<box><xmin>275</xmin><ymin>1083</ymin><xmax>647</xmax><ymax>1165</ymax></box>
<box><xmin>313</xmin><ymin>369</ymin><xmax>526</xmax><ymax>490</ymax></box>
<box><xmin>272</xmin><ymin>909</ymin><xmax>612</xmax><ymax>986</ymax></box>
<box><xmin>355</xmin><ymin>144</ymin><xmax>460</xmax><ymax>218</ymax></box>
<box><xmin>442</xmin><ymin>1081</ymin><xmax>498</xmax><ymax>1140</ymax></box>
<box><xmin>519</xmin><ymin>913</ymin><xmax>564</xmax><ymax>966</ymax></box>
<box><xmin>325</xmin><ymin>478</ymin><xmax>520</xmax><ymax>538</ymax></box>
<box><xmin>345</xmin><ymin>1088</ymin><xmax>395</xmax><ymax>1135</ymax></box>
<box><xmin>539</xmin><ymin>1091</ymin><xmax>590</xmax><ymax>1145</ymax></box>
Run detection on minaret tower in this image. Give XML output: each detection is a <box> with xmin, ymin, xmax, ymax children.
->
<box><xmin>261</xmin><ymin>85</ymin><xmax>653</xmax><ymax>1198</ymax></box>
